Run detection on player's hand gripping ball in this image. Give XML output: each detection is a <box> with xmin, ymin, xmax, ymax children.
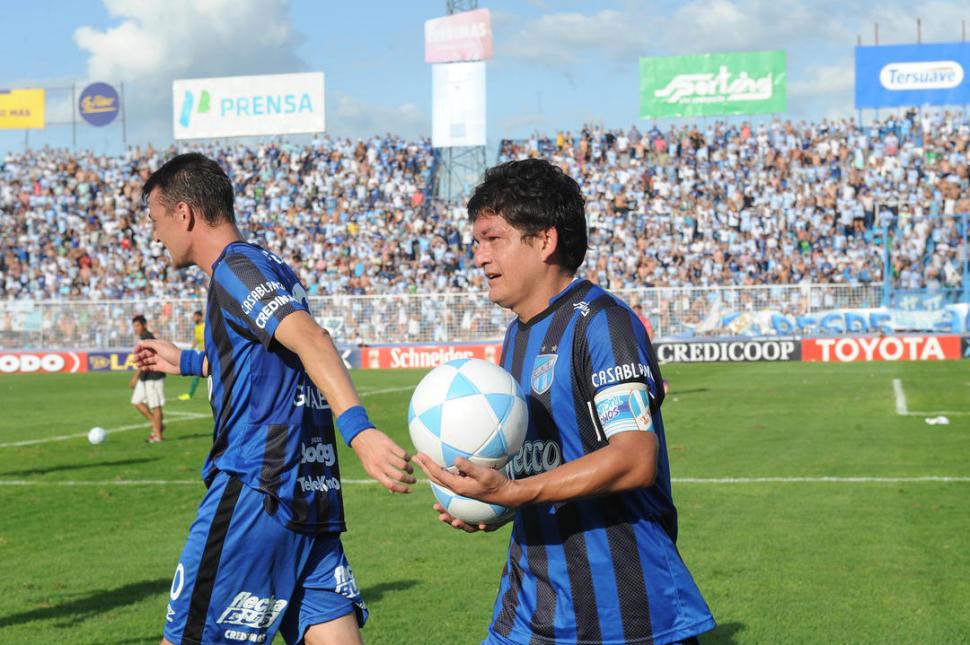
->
<box><xmin>408</xmin><ymin>358</ymin><xmax>528</xmax><ymax>525</ymax></box>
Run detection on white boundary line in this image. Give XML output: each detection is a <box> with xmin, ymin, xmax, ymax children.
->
<box><xmin>358</xmin><ymin>385</ymin><xmax>415</xmax><ymax>396</ymax></box>
<box><xmin>672</xmin><ymin>476</ymin><xmax>970</xmax><ymax>483</ymax></box>
<box><xmin>0</xmin><ymin>478</ymin><xmax>379</xmax><ymax>486</ymax></box>
<box><xmin>0</xmin><ymin>385</ymin><xmax>412</xmax><ymax>450</ymax></box>
<box><xmin>0</xmin><ymin>412</ymin><xmax>210</xmax><ymax>448</ymax></box>
<box><xmin>1</xmin><ymin>476</ymin><xmax>968</xmax><ymax>487</ymax></box>
<box><xmin>893</xmin><ymin>378</ymin><xmax>970</xmax><ymax>417</ymax></box>
<box><xmin>893</xmin><ymin>378</ymin><xmax>909</xmax><ymax>415</ymax></box>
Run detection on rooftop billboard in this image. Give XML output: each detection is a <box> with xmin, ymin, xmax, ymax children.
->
<box><xmin>855</xmin><ymin>43</ymin><xmax>970</xmax><ymax>108</ymax></box>
<box><xmin>640</xmin><ymin>50</ymin><xmax>786</xmax><ymax>118</ymax></box>
<box><xmin>173</xmin><ymin>72</ymin><xmax>325</xmax><ymax>140</ymax></box>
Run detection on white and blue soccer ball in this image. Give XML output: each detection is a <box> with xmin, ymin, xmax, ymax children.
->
<box><xmin>408</xmin><ymin>358</ymin><xmax>528</xmax><ymax>471</ymax></box>
<box><xmin>409</xmin><ymin>358</ymin><xmax>529</xmax><ymax>526</ymax></box>
<box><xmin>87</xmin><ymin>426</ymin><xmax>107</xmax><ymax>445</ymax></box>
<box><xmin>430</xmin><ymin>481</ymin><xmax>516</xmax><ymax>527</ymax></box>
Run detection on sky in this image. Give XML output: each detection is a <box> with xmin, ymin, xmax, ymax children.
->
<box><xmin>0</xmin><ymin>0</ymin><xmax>967</xmax><ymax>155</ymax></box>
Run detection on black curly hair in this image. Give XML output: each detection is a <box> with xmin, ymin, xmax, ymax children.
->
<box><xmin>467</xmin><ymin>158</ymin><xmax>588</xmax><ymax>273</ymax></box>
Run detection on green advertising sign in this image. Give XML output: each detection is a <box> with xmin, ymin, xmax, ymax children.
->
<box><xmin>640</xmin><ymin>50</ymin><xmax>787</xmax><ymax>118</ymax></box>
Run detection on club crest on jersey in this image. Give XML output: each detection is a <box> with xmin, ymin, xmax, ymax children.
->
<box><xmin>531</xmin><ymin>354</ymin><xmax>558</xmax><ymax>394</ymax></box>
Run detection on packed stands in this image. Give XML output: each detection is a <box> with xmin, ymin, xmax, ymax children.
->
<box><xmin>2</xmin><ymin>111</ymin><xmax>968</xmax><ymax>305</ymax></box>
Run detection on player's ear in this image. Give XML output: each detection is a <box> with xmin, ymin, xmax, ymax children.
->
<box><xmin>175</xmin><ymin>201</ymin><xmax>194</xmax><ymax>231</ymax></box>
<box><xmin>538</xmin><ymin>226</ymin><xmax>558</xmax><ymax>262</ymax></box>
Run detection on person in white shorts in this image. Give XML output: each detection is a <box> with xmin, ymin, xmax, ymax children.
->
<box><xmin>130</xmin><ymin>314</ymin><xmax>166</xmax><ymax>442</ymax></box>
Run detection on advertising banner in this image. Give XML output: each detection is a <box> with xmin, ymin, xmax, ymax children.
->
<box><xmin>425</xmin><ymin>8</ymin><xmax>493</xmax><ymax>63</ymax></box>
<box><xmin>173</xmin><ymin>72</ymin><xmax>325</xmax><ymax>139</ymax></box>
<box><xmin>0</xmin><ymin>351</ymin><xmax>87</xmax><ymax>374</ymax></box>
<box><xmin>640</xmin><ymin>50</ymin><xmax>786</xmax><ymax>118</ymax></box>
<box><xmin>654</xmin><ymin>338</ymin><xmax>800</xmax><ymax>364</ymax></box>
<box><xmin>78</xmin><ymin>82</ymin><xmax>119</xmax><ymax>126</ymax></box>
<box><xmin>855</xmin><ymin>42</ymin><xmax>970</xmax><ymax>108</ymax></box>
<box><xmin>0</xmin><ymin>88</ymin><xmax>45</xmax><ymax>129</ymax></box>
<box><xmin>801</xmin><ymin>335</ymin><xmax>961</xmax><ymax>363</ymax></box>
<box><xmin>704</xmin><ymin>303</ymin><xmax>970</xmax><ymax>337</ymax></box>
<box><xmin>88</xmin><ymin>351</ymin><xmax>137</xmax><ymax>372</ymax></box>
<box><xmin>432</xmin><ymin>61</ymin><xmax>486</xmax><ymax>147</ymax></box>
<box><xmin>358</xmin><ymin>343</ymin><xmax>501</xmax><ymax>370</ymax></box>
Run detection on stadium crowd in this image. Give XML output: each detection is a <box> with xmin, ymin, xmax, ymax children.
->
<box><xmin>1</xmin><ymin>111</ymin><xmax>968</xmax><ymax>306</ymax></box>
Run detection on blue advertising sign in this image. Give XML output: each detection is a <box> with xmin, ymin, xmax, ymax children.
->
<box><xmin>78</xmin><ymin>82</ymin><xmax>119</xmax><ymax>126</ymax></box>
<box><xmin>855</xmin><ymin>42</ymin><xmax>970</xmax><ymax>108</ymax></box>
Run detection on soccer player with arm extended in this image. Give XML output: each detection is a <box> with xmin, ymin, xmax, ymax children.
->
<box><xmin>133</xmin><ymin>153</ymin><xmax>415</xmax><ymax>645</ymax></box>
<box><xmin>414</xmin><ymin>159</ymin><xmax>715</xmax><ymax>645</ymax></box>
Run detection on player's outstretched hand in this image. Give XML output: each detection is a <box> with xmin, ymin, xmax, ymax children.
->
<box><xmin>133</xmin><ymin>338</ymin><xmax>182</xmax><ymax>375</ymax></box>
<box><xmin>414</xmin><ymin>454</ymin><xmax>516</xmax><ymax>508</ymax></box>
<box><xmin>350</xmin><ymin>428</ymin><xmax>415</xmax><ymax>494</ymax></box>
<box><xmin>434</xmin><ymin>502</ymin><xmax>497</xmax><ymax>533</ymax></box>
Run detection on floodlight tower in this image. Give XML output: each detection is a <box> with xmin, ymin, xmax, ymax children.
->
<box><xmin>433</xmin><ymin>0</ymin><xmax>488</xmax><ymax>203</ymax></box>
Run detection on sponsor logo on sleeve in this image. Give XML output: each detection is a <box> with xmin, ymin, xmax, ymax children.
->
<box><xmin>241</xmin><ymin>280</ymin><xmax>286</xmax><ymax>315</ymax></box>
<box><xmin>590</xmin><ymin>361</ymin><xmax>650</xmax><ymax>388</ymax></box>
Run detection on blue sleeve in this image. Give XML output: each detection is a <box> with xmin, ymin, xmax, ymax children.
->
<box><xmin>585</xmin><ymin>305</ymin><xmax>656</xmax><ymax>396</ymax></box>
<box><xmin>211</xmin><ymin>247</ymin><xmax>309</xmax><ymax>348</ymax></box>
<box><xmin>584</xmin><ymin>305</ymin><xmax>660</xmax><ymax>437</ymax></box>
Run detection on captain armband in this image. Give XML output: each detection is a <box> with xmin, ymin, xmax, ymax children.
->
<box><xmin>593</xmin><ymin>382</ymin><xmax>653</xmax><ymax>439</ymax></box>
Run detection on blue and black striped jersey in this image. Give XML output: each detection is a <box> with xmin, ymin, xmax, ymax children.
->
<box><xmin>202</xmin><ymin>241</ymin><xmax>344</xmax><ymax>534</ymax></box>
<box><xmin>489</xmin><ymin>280</ymin><xmax>714</xmax><ymax>645</ymax></box>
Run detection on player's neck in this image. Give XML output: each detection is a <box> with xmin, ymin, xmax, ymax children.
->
<box><xmin>513</xmin><ymin>271</ymin><xmax>576</xmax><ymax>323</ymax></box>
<box><xmin>195</xmin><ymin>225</ymin><xmax>245</xmax><ymax>277</ymax></box>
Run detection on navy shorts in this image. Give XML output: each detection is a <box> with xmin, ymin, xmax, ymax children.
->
<box><xmin>164</xmin><ymin>472</ymin><xmax>367</xmax><ymax>644</ymax></box>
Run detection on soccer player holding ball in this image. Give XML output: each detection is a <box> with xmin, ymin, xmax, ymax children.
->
<box><xmin>415</xmin><ymin>159</ymin><xmax>714</xmax><ymax>644</ymax></box>
<box><xmin>134</xmin><ymin>154</ymin><xmax>415</xmax><ymax>645</ymax></box>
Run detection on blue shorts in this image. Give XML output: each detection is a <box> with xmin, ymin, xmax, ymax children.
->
<box><xmin>164</xmin><ymin>472</ymin><xmax>368</xmax><ymax>644</ymax></box>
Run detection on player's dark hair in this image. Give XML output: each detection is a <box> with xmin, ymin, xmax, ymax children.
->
<box><xmin>142</xmin><ymin>153</ymin><xmax>235</xmax><ymax>226</ymax></box>
<box><xmin>131</xmin><ymin>314</ymin><xmax>147</xmax><ymax>325</ymax></box>
<box><xmin>193</xmin><ymin>310</ymin><xmax>202</xmax><ymax>316</ymax></box>
<box><xmin>467</xmin><ymin>158</ymin><xmax>587</xmax><ymax>273</ymax></box>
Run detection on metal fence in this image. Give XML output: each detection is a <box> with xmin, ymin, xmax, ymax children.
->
<box><xmin>0</xmin><ymin>283</ymin><xmax>892</xmax><ymax>350</ymax></box>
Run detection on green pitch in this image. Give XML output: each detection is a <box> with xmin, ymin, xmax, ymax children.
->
<box><xmin>1</xmin><ymin>361</ymin><xmax>968</xmax><ymax>644</ymax></box>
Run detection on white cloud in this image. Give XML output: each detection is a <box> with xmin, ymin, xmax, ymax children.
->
<box><xmin>788</xmin><ymin>57</ymin><xmax>856</xmax><ymax>117</ymax></box>
<box><xmin>663</xmin><ymin>0</ymin><xmax>851</xmax><ymax>54</ymax></box>
<box><xmin>73</xmin><ymin>0</ymin><xmax>305</xmax><ymax>146</ymax></box>
<box><xmin>499</xmin><ymin>9</ymin><xmax>649</xmax><ymax>68</ymax></box>
<box><xmin>75</xmin><ymin>0</ymin><xmax>302</xmax><ymax>81</ymax></box>
<box><xmin>328</xmin><ymin>92</ymin><xmax>429</xmax><ymax>141</ymax></box>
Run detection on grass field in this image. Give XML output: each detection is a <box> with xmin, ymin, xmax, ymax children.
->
<box><xmin>1</xmin><ymin>360</ymin><xmax>969</xmax><ymax>644</ymax></box>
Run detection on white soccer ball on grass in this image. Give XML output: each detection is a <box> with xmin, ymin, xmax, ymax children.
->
<box><xmin>87</xmin><ymin>426</ymin><xmax>107</xmax><ymax>445</ymax></box>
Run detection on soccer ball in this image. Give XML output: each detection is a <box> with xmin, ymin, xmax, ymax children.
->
<box><xmin>408</xmin><ymin>358</ymin><xmax>528</xmax><ymax>471</ymax></box>
<box><xmin>430</xmin><ymin>481</ymin><xmax>515</xmax><ymax>527</ymax></box>
<box><xmin>409</xmin><ymin>358</ymin><xmax>529</xmax><ymax>526</ymax></box>
<box><xmin>87</xmin><ymin>427</ymin><xmax>107</xmax><ymax>445</ymax></box>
